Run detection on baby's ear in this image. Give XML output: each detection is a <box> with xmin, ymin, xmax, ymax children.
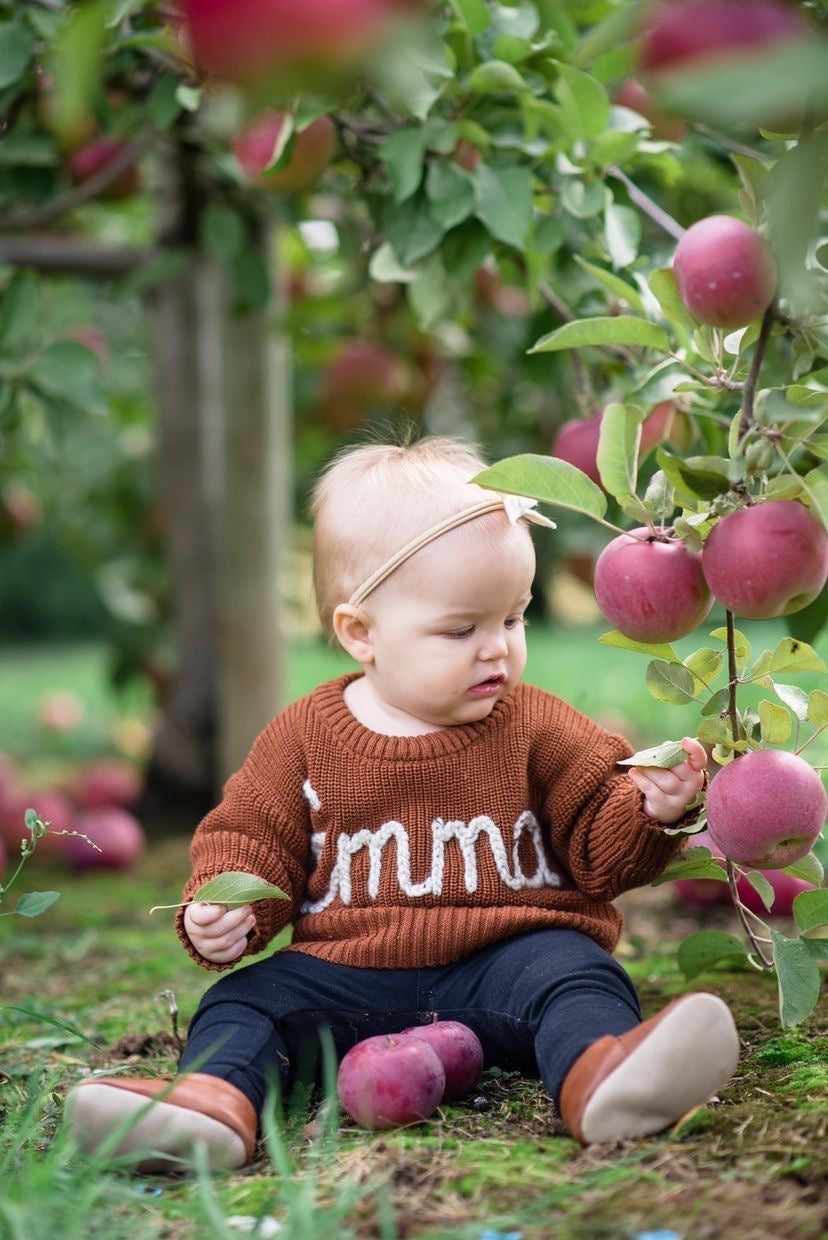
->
<box><xmin>332</xmin><ymin>604</ymin><xmax>374</xmax><ymax>663</ymax></box>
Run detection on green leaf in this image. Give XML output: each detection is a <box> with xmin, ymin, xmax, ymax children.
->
<box><xmin>655</xmin><ymin>847</ymin><xmax>727</xmax><ymax>885</ymax></box>
<box><xmin>783</xmin><ymin>852</ymin><xmax>824</xmax><ymax>886</ymax></box>
<box><xmin>201</xmin><ymin>204</ymin><xmax>246</xmax><ymax>260</ymax></box>
<box><xmin>596</xmin><ymin>401</ymin><xmax>642</xmax><ymax>502</ymax></box>
<box><xmin>0</xmin><ymin>20</ymin><xmax>36</xmax><ymax>90</ymax></box>
<box><xmin>369</xmin><ymin>241</ymin><xmax>418</xmax><ymax>284</ymax></box>
<box><xmin>648</xmin><ymin>267</ymin><xmax>697</xmax><ymax>332</ymax></box>
<box><xmin>758</xmin><ymin>699</ymin><xmax>792</xmax><ymax>745</ymax></box>
<box><xmin>553</xmin><ymin>62</ymin><xmax>611</xmax><ymax>141</ymax></box>
<box><xmin>677</xmin><ymin>930</ymin><xmax>746</xmax><ymax>979</ymax></box>
<box><xmin>710</xmin><ymin>626</ymin><xmax>751</xmax><ymax>671</ymax></box>
<box><xmin>0</xmin><ymin>271</ymin><xmax>39</xmax><ymax>346</ymax></box>
<box><xmin>407</xmin><ymin>252</ymin><xmax>450</xmax><ymax>330</ymax></box>
<box><xmin>27</xmin><ymin>342</ymin><xmax>106</xmax><ymax>415</ymax></box>
<box><xmin>771</xmin><ymin>929</ymin><xmax>823</xmax><ymax>1029</ymax></box>
<box><xmin>2</xmin><ymin>1006</ymin><xmax>99</xmax><ymax>1045</ymax></box>
<box><xmin>803</xmin><ymin>468</ymin><xmax>828</xmax><ymax>532</ymax></box>
<box><xmin>792</xmin><ymin>888</ymin><xmax>828</xmax><ymax>934</ymax></box>
<box><xmin>12</xmin><ymin>891</ymin><xmax>60</xmax><ymax>918</ymax></box>
<box><xmin>772</xmin><ymin>682</ymin><xmax>809</xmax><ymax>722</ymax></box>
<box><xmin>573</xmin><ymin>257</ymin><xmax>645</xmax><ymax>314</ymax></box>
<box><xmin>617</xmin><ymin>740</ymin><xmax>689</xmax><ymax>769</ymax></box>
<box><xmin>448</xmin><ymin>0</ymin><xmax>490</xmax><ymax>34</ymax></box>
<box><xmin>467</xmin><ymin>59</ymin><xmax>529</xmax><ymax>95</ymax></box>
<box><xmin>598</xmin><ymin>631</ymin><xmax>680</xmax><ymax>662</ymax></box>
<box><xmin>742</xmin><ymin>871</ymin><xmax>776</xmax><ymax>912</ymax></box>
<box><xmin>529</xmin><ymin>316</ymin><xmax>671</xmax><ymax>354</ymax></box>
<box><xmin>194</xmin><ymin>872</ymin><xmax>289</xmax><ymax>905</ymax></box>
<box><xmin>645</xmin><ymin>660</ymin><xmax>697</xmax><ymax>705</ymax></box>
<box><xmin>473</xmin><ymin>454</ymin><xmax>607</xmax><ymax>521</ymax></box>
<box><xmin>683</xmin><ymin>647</ymin><xmax>724</xmax><ymax>692</ymax></box>
<box><xmin>700</xmin><ymin>687</ymin><xmax>731</xmax><ymax>717</ymax></box>
<box><xmin>807</xmin><ymin>689</ymin><xmax>828</xmax><ymax>727</ymax></box>
<box><xmin>45</xmin><ymin>0</ymin><xmax>109</xmax><ymax>144</ymax></box>
<box><xmin>604</xmin><ymin>203</ymin><xmax>640</xmax><ymax>270</ymax></box>
<box><xmin>560</xmin><ymin>179</ymin><xmax>606</xmax><ymax>219</ymax></box>
<box><xmin>425</xmin><ymin>160</ymin><xmax>475</xmax><ymax>229</ymax></box>
<box><xmin>768</xmin><ymin>638</ymin><xmax>827</xmax><ymax>675</ymax></box>
<box><xmin>473</xmin><ymin>163</ymin><xmax>532</xmax><ymax>250</ymax></box>
<box><xmin>380</xmin><ymin>128</ymin><xmax>427</xmax><ymax>204</ymax></box>
<box><xmin>384</xmin><ymin>192</ymin><xmax>446</xmax><ymax>266</ymax></box>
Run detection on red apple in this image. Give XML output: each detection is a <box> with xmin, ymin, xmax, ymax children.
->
<box><xmin>37</xmin><ymin>691</ymin><xmax>85</xmax><ymax>733</ymax></box>
<box><xmin>67</xmin><ymin>139</ymin><xmax>141</xmax><ymax>200</ymax></box>
<box><xmin>65</xmin><ymin>807</ymin><xmax>145</xmax><ymax>871</ymax></box>
<box><xmin>736</xmin><ymin>869</ymin><xmax>815</xmax><ymax>917</ymax></box>
<box><xmin>397</xmin><ymin>1021</ymin><xmax>484</xmax><ymax>1102</ymax></box>
<box><xmin>672</xmin><ymin>215</ymin><xmax>777</xmax><ymax>330</ymax></box>
<box><xmin>182</xmin><ymin>0</ymin><xmax>407</xmax><ymax>85</ymax></box>
<box><xmin>1</xmin><ymin>484</ymin><xmax>42</xmax><ymax>532</ymax></box>
<box><xmin>701</xmin><ymin>500</ymin><xmax>828</xmax><ymax>619</ymax></box>
<box><xmin>639</xmin><ymin>0</ymin><xmax>808</xmax><ymax>73</ymax></box>
<box><xmin>640</xmin><ymin>400</ymin><xmax>688</xmax><ymax>454</ymax></box>
<box><xmin>674</xmin><ymin>876</ymin><xmax>731</xmax><ymax>906</ymax></box>
<box><xmin>337</xmin><ymin>1033</ymin><xmax>445</xmax><ymax>1129</ymax></box>
<box><xmin>615</xmin><ymin>78</ymin><xmax>687</xmax><ymax>141</ymax></box>
<box><xmin>593</xmin><ymin>527</ymin><xmax>713</xmax><ymax>642</ymax></box>
<box><xmin>707</xmin><ymin>749</ymin><xmax>826</xmax><ymax>868</ymax></box>
<box><xmin>320</xmin><ymin>339</ymin><xmax>410</xmax><ymax>429</ymax></box>
<box><xmin>233</xmin><ymin>113</ymin><xmax>336</xmax><ymax>192</ymax></box>
<box><xmin>68</xmin><ymin>759</ymin><xmax>141</xmax><ymax>810</ymax></box>
<box><xmin>552</xmin><ymin>414</ymin><xmax>603</xmax><ymax>487</ymax></box>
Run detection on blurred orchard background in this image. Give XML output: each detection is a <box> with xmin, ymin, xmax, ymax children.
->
<box><xmin>1</xmin><ymin>0</ymin><xmax>827</xmax><ymax>887</ymax></box>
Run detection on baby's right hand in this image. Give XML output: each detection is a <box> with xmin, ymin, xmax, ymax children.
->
<box><xmin>183</xmin><ymin>901</ymin><xmax>256</xmax><ymax>964</ymax></box>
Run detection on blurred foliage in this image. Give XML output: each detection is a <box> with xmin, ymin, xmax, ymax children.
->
<box><xmin>0</xmin><ymin>0</ymin><xmax>826</xmax><ymax>661</ymax></box>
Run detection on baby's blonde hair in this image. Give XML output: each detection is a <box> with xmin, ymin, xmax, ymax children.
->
<box><xmin>311</xmin><ymin>435</ymin><xmax>499</xmax><ymax>639</ymax></box>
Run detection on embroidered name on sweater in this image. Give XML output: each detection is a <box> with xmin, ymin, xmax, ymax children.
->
<box><xmin>301</xmin><ymin>811</ymin><xmax>562</xmax><ymax>913</ymax></box>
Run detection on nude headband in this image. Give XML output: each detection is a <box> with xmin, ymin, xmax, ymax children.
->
<box><xmin>348</xmin><ymin>495</ymin><xmax>556</xmax><ymax>607</ymax></box>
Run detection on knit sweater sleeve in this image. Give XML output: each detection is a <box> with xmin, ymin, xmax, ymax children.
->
<box><xmin>527</xmin><ymin>689</ymin><xmax>682</xmax><ymax>898</ymax></box>
<box><xmin>175</xmin><ymin>706</ymin><xmax>311</xmax><ymax>971</ymax></box>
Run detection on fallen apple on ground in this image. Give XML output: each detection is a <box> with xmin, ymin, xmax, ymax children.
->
<box><xmin>397</xmin><ymin>1021</ymin><xmax>484</xmax><ymax>1102</ymax></box>
<box><xmin>337</xmin><ymin>1033</ymin><xmax>445</xmax><ymax>1129</ymax></box>
<box><xmin>706</xmin><ymin>750</ymin><xmax>826</xmax><ymax>868</ymax></box>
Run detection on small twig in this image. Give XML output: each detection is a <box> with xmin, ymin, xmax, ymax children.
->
<box><xmin>607</xmin><ymin>166</ymin><xmax>686</xmax><ymax>241</ymax></box>
<box><xmin>725</xmin><ymin>610</ymin><xmax>740</xmax><ymax>744</ymax></box>
<box><xmin>537</xmin><ymin>279</ymin><xmax>638</xmax><ymax>370</ymax></box>
<box><xmin>157</xmin><ymin>989</ymin><xmax>185</xmax><ymax>1057</ymax></box>
<box><xmin>0</xmin><ymin>131</ymin><xmax>155</xmax><ymax>233</ymax></box>
<box><xmin>738</xmin><ymin>303</ymin><xmax>776</xmax><ymax>437</ymax></box>
<box><xmin>726</xmin><ymin>861</ymin><xmax>774</xmax><ymax>969</ymax></box>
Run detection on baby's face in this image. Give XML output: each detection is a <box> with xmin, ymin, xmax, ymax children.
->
<box><xmin>359</xmin><ymin>520</ymin><xmax>535</xmax><ymax>731</ymax></box>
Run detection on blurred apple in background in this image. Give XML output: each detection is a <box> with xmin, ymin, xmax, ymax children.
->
<box><xmin>69</xmin><ymin>759</ymin><xmax>141</xmax><ymax>811</ymax></box>
<box><xmin>614</xmin><ymin>78</ymin><xmax>687</xmax><ymax>141</ymax></box>
<box><xmin>65</xmin><ymin>807</ymin><xmax>145</xmax><ymax>871</ymax></box>
<box><xmin>233</xmin><ymin>112</ymin><xmax>336</xmax><ymax>192</ymax></box>
<box><xmin>67</xmin><ymin>138</ymin><xmax>141</xmax><ymax>200</ymax></box>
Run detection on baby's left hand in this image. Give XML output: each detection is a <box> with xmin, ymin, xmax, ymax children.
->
<box><xmin>628</xmin><ymin>736</ymin><xmax>707</xmax><ymax>824</ymax></box>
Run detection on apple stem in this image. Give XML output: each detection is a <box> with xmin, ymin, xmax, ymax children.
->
<box><xmin>726</xmin><ymin>860</ymin><xmax>774</xmax><ymax>970</ymax></box>
<box><xmin>738</xmin><ymin>304</ymin><xmax>776</xmax><ymax>438</ymax></box>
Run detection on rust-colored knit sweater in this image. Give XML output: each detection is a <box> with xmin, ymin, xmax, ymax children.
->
<box><xmin>176</xmin><ymin>674</ymin><xmax>682</xmax><ymax>971</ymax></box>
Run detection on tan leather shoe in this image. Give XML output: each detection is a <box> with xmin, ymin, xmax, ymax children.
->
<box><xmin>559</xmin><ymin>992</ymin><xmax>739</xmax><ymax>1144</ymax></box>
<box><xmin>65</xmin><ymin>1072</ymin><xmax>257</xmax><ymax>1172</ymax></box>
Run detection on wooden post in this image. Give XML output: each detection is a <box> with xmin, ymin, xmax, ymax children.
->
<box><xmin>216</xmin><ymin>220</ymin><xmax>291</xmax><ymax>780</ymax></box>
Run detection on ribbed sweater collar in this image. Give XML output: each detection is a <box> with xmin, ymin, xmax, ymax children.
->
<box><xmin>308</xmin><ymin>672</ymin><xmax>521</xmax><ymax>762</ymax></box>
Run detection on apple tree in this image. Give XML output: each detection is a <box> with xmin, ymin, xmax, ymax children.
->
<box><xmin>0</xmin><ymin>0</ymin><xmax>827</xmax><ymax>1021</ymax></box>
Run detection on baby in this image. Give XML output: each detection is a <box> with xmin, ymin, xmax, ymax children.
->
<box><xmin>66</xmin><ymin>436</ymin><xmax>739</xmax><ymax>1170</ymax></box>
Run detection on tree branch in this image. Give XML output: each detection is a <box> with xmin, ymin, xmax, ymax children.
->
<box><xmin>607</xmin><ymin>166</ymin><xmax>686</xmax><ymax>241</ymax></box>
<box><xmin>0</xmin><ymin>131</ymin><xmax>155</xmax><ymax>233</ymax></box>
<box><xmin>738</xmin><ymin>303</ymin><xmax>776</xmax><ymax>436</ymax></box>
<box><xmin>0</xmin><ymin>236</ymin><xmax>155</xmax><ymax>277</ymax></box>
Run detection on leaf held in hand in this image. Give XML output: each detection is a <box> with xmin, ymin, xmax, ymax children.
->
<box><xmin>618</xmin><ymin>740</ymin><xmax>689</xmax><ymax>768</ymax></box>
<box><xmin>149</xmin><ymin>870</ymin><xmax>288</xmax><ymax>914</ymax></box>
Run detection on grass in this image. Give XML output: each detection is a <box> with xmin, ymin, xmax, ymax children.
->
<box><xmin>0</xmin><ymin>625</ymin><xmax>827</xmax><ymax>1238</ymax></box>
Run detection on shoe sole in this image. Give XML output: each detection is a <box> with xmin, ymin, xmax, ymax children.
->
<box><xmin>65</xmin><ymin>1083</ymin><xmax>247</xmax><ymax>1172</ymax></box>
<box><xmin>579</xmin><ymin>993</ymin><xmax>740</xmax><ymax>1143</ymax></box>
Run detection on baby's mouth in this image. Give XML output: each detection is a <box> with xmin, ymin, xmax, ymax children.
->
<box><xmin>469</xmin><ymin>673</ymin><xmax>506</xmax><ymax>695</ymax></box>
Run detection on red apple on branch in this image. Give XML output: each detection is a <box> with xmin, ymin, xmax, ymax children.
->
<box><xmin>552</xmin><ymin>403</ymin><xmax>687</xmax><ymax>489</ymax></box>
<box><xmin>672</xmin><ymin>215</ymin><xmax>777</xmax><ymax>330</ymax></box>
<box><xmin>337</xmin><ymin>1033</ymin><xmax>445</xmax><ymax>1129</ymax></box>
<box><xmin>67</xmin><ymin>139</ymin><xmax>141</xmax><ymax>200</ymax></box>
<box><xmin>706</xmin><ymin>749</ymin><xmax>826</xmax><ymax>868</ymax></box>
<box><xmin>233</xmin><ymin>113</ymin><xmax>336</xmax><ymax>192</ymax></box>
<box><xmin>701</xmin><ymin>499</ymin><xmax>828</xmax><ymax>619</ymax></box>
<box><xmin>397</xmin><ymin>1021</ymin><xmax>484</xmax><ymax>1102</ymax></box>
<box><xmin>593</xmin><ymin>527</ymin><xmax>713</xmax><ymax>642</ymax></box>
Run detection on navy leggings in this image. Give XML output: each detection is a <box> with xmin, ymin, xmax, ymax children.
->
<box><xmin>179</xmin><ymin>929</ymin><xmax>641</xmax><ymax>1116</ymax></box>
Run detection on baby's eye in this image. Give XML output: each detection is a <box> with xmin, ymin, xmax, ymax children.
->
<box><xmin>446</xmin><ymin>626</ymin><xmax>474</xmax><ymax>639</ymax></box>
<box><xmin>505</xmin><ymin>614</ymin><xmax>528</xmax><ymax>630</ymax></box>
